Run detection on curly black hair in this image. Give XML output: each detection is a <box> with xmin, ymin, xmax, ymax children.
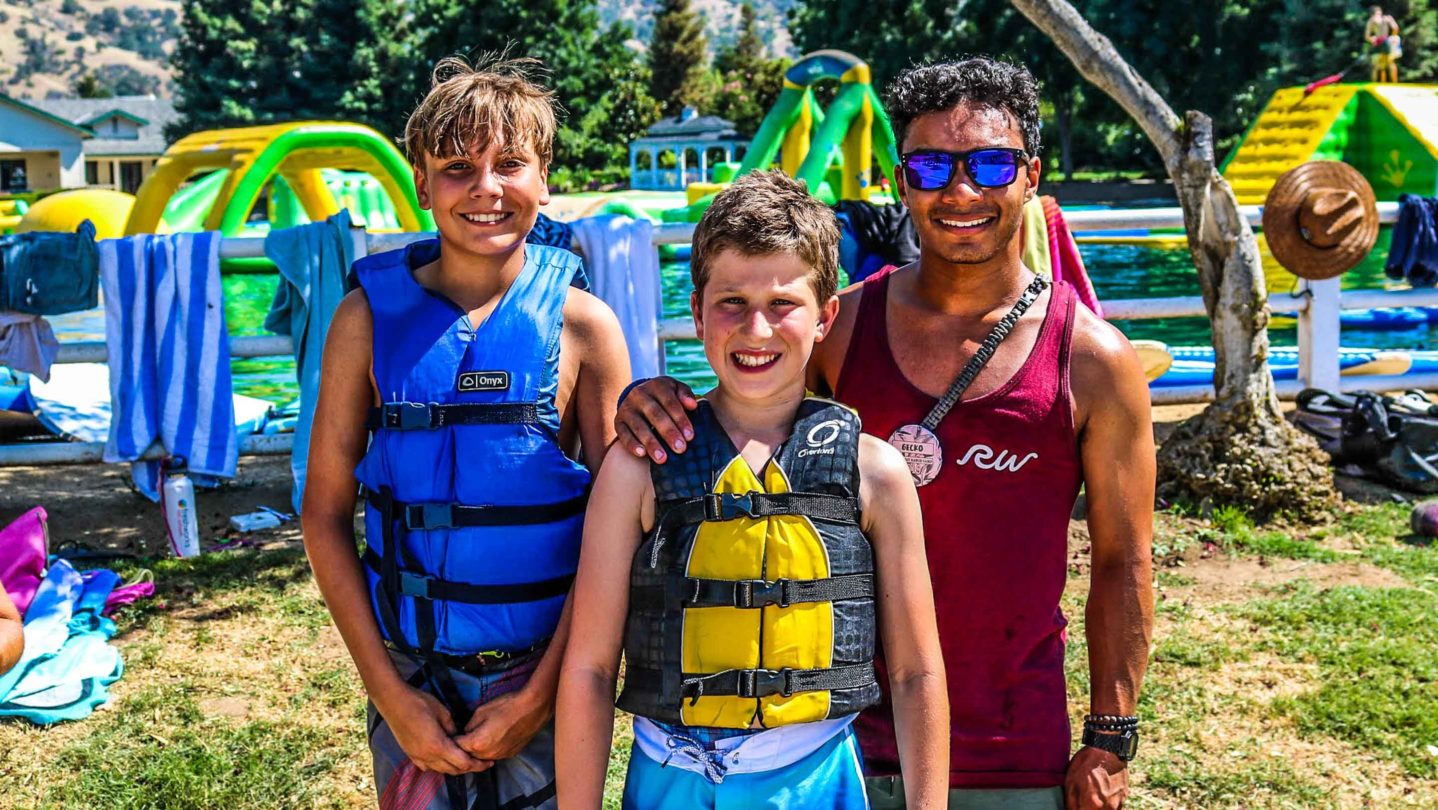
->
<box><xmin>885</xmin><ymin>57</ymin><xmax>1042</xmax><ymax>156</ymax></box>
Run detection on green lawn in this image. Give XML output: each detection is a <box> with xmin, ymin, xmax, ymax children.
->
<box><xmin>2</xmin><ymin>503</ymin><xmax>1436</xmax><ymax>808</ymax></box>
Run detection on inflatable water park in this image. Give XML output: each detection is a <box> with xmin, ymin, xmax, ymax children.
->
<box><xmin>5</xmin><ymin>53</ymin><xmax>1438</xmax><ymax>442</ymax></box>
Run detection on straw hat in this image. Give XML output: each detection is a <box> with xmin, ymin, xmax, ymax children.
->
<box><xmin>1262</xmin><ymin>161</ymin><xmax>1379</xmax><ymax>281</ymax></box>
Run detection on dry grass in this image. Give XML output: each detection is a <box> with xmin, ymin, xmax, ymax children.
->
<box><xmin>2</xmin><ymin>457</ymin><xmax>1437</xmax><ymax>807</ymax></box>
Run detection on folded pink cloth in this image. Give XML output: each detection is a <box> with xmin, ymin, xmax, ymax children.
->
<box><xmin>102</xmin><ymin>577</ymin><xmax>155</xmax><ymax>614</ymax></box>
<box><xmin>0</xmin><ymin>506</ymin><xmax>48</xmax><ymax>616</ymax></box>
<box><xmin>1043</xmin><ymin>196</ymin><xmax>1104</xmax><ymax>317</ymax></box>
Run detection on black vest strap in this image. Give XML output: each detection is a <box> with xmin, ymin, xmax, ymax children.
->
<box><xmin>631</xmin><ymin>573</ymin><xmax>874</xmax><ymax>611</ymax></box>
<box><xmin>685</xmin><ymin>573</ymin><xmax>873</xmax><ymax>609</ymax></box>
<box><xmin>658</xmin><ymin>492</ymin><xmax>859</xmax><ymax>526</ymax></box>
<box><xmin>364</xmin><ymin>490</ymin><xmax>588</xmax><ymax>529</ymax></box>
<box><xmin>367</xmin><ymin>401</ymin><xmax>540</xmax><ymax>431</ymax></box>
<box><xmin>362</xmin><ymin>547</ymin><xmax>572</xmax><ymax>604</ymax></box>
<box><xmin>619</xmin><ymin>662</ymin><xmax>876</xmax><ymax>702</ymax></box>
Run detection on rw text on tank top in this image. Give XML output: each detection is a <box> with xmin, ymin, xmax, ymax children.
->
<box><xmin>836</xmin><ymin>267</ymin><xmax>1083</xmax><ymax>789</ymax></box>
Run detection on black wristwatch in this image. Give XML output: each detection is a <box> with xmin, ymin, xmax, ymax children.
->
<box><xmin>1082</xmin><ymin>726</ymin><xmax>1140</xmax><ymax>762</ymax></box>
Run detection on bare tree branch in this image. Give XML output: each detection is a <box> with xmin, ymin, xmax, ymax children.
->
<box><xmin>1007</xmin><ymin>0</ymin><xmax>1185</xmax><ymax>171</ymax></box>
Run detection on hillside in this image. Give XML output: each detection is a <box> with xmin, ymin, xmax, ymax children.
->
<box><xmin>598</xmin><ymin>0</ymin><xmax>798</xmax><ymax>56</ymax></box>
<box><xmin>1</xmin><ymin>0</ymin><xmax>180</xmax><ymax>99</ymax></box>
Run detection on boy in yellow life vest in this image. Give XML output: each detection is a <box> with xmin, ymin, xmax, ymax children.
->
<box><xmin>555</xmin><ymin>170</ymin><xmax>949</xmax><ymax>809</ymax></box>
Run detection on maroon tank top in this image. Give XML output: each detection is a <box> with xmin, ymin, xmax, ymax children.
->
<box><xmin>838</xmin><ymin>267</ymin><xmax>1082</xmax><ymax>789</ymax></box>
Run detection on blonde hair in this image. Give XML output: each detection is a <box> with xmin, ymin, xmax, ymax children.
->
<box><xmin>690</xmin><ymin>170</ymin><xmax>841</xmax><ymax>303</ymax></box>
<box><xmin>403</xmin><ymin>53</ymin><xmax>560</xmax><ymax>168</ymax></box>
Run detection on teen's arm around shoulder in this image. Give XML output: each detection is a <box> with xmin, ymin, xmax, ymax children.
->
<box><xmin>1070</xmin><ymin>309</ymin><xmax>1155</xmax><ymax>718</ymax></box>
<box><xmin>859</xmin><ymin>434</ymin><xmax>949</xmax><ymax>810</ymax></box>
<box><xmin>556</xmin><ymin>444</ymin><xmax>654</xmax><ymax>809</ymax></box>
<box><xmin>562</xmin><ymin>287</ymin><xmax>631</xmax><ymax>472</ymax></box>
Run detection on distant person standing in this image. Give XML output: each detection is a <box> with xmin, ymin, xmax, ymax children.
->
<box><xmin>1366</xmin><ymin>5</ymin><xmax>1402</xmax><ymax>83</ymax></box>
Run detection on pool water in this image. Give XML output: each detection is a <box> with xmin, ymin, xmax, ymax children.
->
<box><xmin>45</xmin><ymin>236</ymin><xmax>1420</xmax><ymax>405</ymax></box>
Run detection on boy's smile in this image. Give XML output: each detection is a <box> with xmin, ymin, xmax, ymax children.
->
<box><xmin>693</xmin><ymin>249</ymin><xmax>838</xmax><ymax>404</ymax></box>
<box><xmin>415</xmin><ymin>138</ymin><xmax>548</xmax><ymax>262</ymax></box>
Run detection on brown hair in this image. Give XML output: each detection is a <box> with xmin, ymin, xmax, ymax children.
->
<box><xmin>689</xmin><ymin>170</ymin><xmax>840</xmax><ymax>303</ymax></box>
<box><xmin>403</xmin><ymin>54</ymin><xmax>560</xmax><ymax>168</ymax></box>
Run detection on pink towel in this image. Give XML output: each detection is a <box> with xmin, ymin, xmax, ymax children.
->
<box><xmin>0</xmin><ymin>506</ymin><xmax>48</xmax><ymax>616</ymax></box>
<box><xmin>99</xmin><ymin>576</ymin><xmax>155</xmax><ymax>614</ymax></box>
<box><xmin>1043</xmin><ymin>196</ymin><xmax>1104</xmax><ymax>317</ymax></box>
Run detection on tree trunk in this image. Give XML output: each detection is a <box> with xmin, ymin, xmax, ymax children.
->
<box><xmin>1055</xmin><ymin>91</ymin><xmax>1075</xmax><ymax>178</ymax></box>
<box><xmin>1008</xmin><ymin>0</ymin><xmax>1335</xmax><ymax>518</ymax></box>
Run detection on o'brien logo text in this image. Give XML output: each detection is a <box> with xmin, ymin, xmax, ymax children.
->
<box><xmin>457</xmin><ymin>371</ymin><xmax>511</xmax><ymax>392</ymax></box>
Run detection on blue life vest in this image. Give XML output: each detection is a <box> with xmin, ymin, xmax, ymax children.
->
<box><xmin>354</xmin><ymin>239</ymin><xmax>591</xmax><ymax>656</ymax></box>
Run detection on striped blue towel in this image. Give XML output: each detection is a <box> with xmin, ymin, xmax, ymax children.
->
<box><xmin>99</xmin><ymin>232</ymin><xmax>236</xmax><ymax>499</ymax></box>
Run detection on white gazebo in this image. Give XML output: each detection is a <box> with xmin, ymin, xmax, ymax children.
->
<box><xmin>629</xmin><ymin>108</ymin><xmax>748</xmax><ymax>190</ymax></box>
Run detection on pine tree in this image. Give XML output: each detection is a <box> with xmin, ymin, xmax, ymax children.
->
<box><xmin>169</xmin><ymin>0</ymin><xmax>659</xmax><ymax>176</ymax></box>
<box><xmin>169</xmin><ymin>0</ymin><xmax>388</xmax><ymax>139</ymax></box>
<box><xmin>396</xmin><ymin>0</ymin><xmax>662</xmax><ymax>175</ymax></box>
<box><xmin>710</xmin><ymin>4</ymin><xmax>785</xmax><ymax>136</ymax></box>
<box><xmin>648</xmin><ymin>0</ymin><xmax>710</xmax><ymax>116</ymax></box>
<box><xmin>714</xmin><ymin>2</ymin><xmax>764</xmax><ymax>77</ymax></box>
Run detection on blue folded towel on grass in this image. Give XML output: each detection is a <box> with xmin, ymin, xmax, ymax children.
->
<box><xmin>0</xmin><ymin>559</ymin><xmax>123</xmax><ymax>724</ymax></box>
<box><xmin>99</xmin><ymin>232</ymin><xmax>236</xmax><ymax>498</ymax></box>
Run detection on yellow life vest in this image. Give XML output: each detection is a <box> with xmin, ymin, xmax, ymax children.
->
<box><xmin>617</xmin><ymin>398</ymin><xmax>879</xmax><ymax>729</ymax></box>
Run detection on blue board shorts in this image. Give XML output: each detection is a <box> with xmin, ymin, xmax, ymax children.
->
<box><xmin>623</xmin><ymin>720</ymin><xmax>870</xmax><ymax>810</ymax></box>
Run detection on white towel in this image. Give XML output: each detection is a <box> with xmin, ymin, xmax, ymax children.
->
<box><xmin>571</xmin><ymin>215</ymin><xmax>662</xmax><ymax>380</ymax></box>
<box><xmin>99</xmin><ymin>232</ymin><xmax>235</xmax><ymax>499</ymax></box>
<box><xmin>0</xmin><ymin>312</ymin><xmax>59</xmax><ymax>382</ymax></box>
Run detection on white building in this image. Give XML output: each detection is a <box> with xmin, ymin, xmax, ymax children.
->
<box><xmin>0</xmin><ymin>94</ymin><xmax>177</xmax><ymax>195</ymax></box>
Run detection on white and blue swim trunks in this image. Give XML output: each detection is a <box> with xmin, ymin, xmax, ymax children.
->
<box><xmin>623</xmin><ymin>715</ymin><xmax>870</xmax><ymax>810</ymax></box>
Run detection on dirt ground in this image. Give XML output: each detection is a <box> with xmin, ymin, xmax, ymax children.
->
<box><xmin>0</xmin><ymin>439</ymin><xmax>302</xmax><ymax>558</ymax></box>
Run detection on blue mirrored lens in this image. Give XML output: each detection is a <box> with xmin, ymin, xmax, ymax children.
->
<box><xmin>904</xmin><ymin>152</ymin><xmax>955</xmax><ymax>190</ymax></box>
<box><xmin>967</xmin><ymin>150</ymin><xmax>1020</xmax><ymax>187</ymax></box>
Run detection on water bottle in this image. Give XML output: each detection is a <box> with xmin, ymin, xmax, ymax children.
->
<box><xmin>163</xmin><ymin>459</ymin><xmax>201</xmax><ymax>558</ymax></box>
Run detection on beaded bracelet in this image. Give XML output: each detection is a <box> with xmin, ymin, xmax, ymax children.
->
<box><xmin>1084</xmin><ymin>714</ymin><xmax>1139</xmax><ymax>731</ymax></box>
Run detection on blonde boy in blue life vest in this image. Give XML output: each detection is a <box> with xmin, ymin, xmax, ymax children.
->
<box><xmin>555</xmin><ymin>170</ymin><xmax>948</xmax><ymax>809</ymax></box>
<box><xmin>304</xmin><ymin>56</ymin><xmax>630</xmax><ymax>810</ymax></box>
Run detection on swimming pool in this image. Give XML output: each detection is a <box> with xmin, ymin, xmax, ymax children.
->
<box><xmin>42</xmin><ymin>234</ymin><xmax>1417</xmax><ymax>405</ymax></box>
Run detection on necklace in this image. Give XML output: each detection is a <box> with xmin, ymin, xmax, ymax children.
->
<box><xmin>887</xmin><ymin>276</ymin><xmax>1049</xmax><ymax>486</ymax></box>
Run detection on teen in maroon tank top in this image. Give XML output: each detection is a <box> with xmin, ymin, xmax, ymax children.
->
<box><xmin>838</xmin><ymin>267</ymin><xmax>1083</xmax><ymax>788</ymax></box>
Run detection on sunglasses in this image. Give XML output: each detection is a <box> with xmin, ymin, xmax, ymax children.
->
<box><xmin>899</xmin><ymin>148</ymin><xmax>1030</xmax><ymax>191</ymax></box>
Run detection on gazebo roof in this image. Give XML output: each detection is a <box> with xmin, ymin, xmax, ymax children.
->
<box><xmin>640</xmin><ymin>108</ymin><xmax>741</xmax><ymax>141</ymax></box>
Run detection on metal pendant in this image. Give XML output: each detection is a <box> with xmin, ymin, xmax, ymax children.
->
<box><xmin>888</xmin><ymin>423</ymin><xmax>943</xmax><ymax>487</ymax></box>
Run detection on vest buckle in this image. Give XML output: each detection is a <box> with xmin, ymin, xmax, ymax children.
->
<box><xmin>398</xmin><ymin>570</ymin><xmax>434</xmax><ymax>599</ymax></box>
<box><xmin>393</xmin><ymin>402</ymin><xmax>435</xmax><ymax>429</ymax></box>
<box><xmin>735</xmin><ymin>579</ymin><xmax>789</xmax><ymax>609</ymax></box>
<box><xmin>738</xmin><ymin>668</ymin><xmax>793</xmax><ymax>698</ymax></box>
<box><xmin>404</xmin><ymin>503</ymin><xmax>456</xmax><ymax>529</ymax></box>
<box><xmin>708</xmin><ymin>492</ymin><xmax>760</xmax><ymax>520</ymax></box>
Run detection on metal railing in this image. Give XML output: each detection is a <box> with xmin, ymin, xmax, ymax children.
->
<box><xmin>4</xmin><ymin>201</ymin><xmax>1422</xmax><ymax>466</ymax></box>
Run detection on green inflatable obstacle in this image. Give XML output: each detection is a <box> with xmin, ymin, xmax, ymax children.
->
<box><xmin>665</xmin><ymin>50</ymin><xmax>899</xmax><ymax>223</ymax></box>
